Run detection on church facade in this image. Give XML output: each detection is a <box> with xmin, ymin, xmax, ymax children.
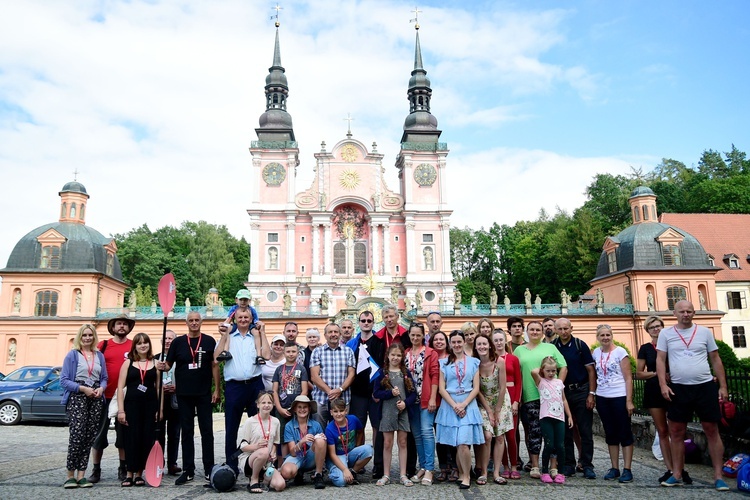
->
<box><xmin>244</xmin><ymin>24</ymin><xmax>455</xmax><ymax>314</ymax></box>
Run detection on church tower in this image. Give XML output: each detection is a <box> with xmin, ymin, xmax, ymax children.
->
<box><xmin>395</xmin><ymin>23</ymin><xmax>455</xmax><ymax>300</ymax></box>
<box><xmin>248</xmin><ymin>19</ymin><xmax>301</xmax><ymax>286</ymax></box>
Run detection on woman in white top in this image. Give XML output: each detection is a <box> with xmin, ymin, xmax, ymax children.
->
<box><xmin>261</xmin><ymin>335</ymin><xmax>287</xmax><ymax>392</ymax></box>
<box><xmin>592</xmin><ymin>325</ymin><xmax>635</xmax><ymax>484</ymax></box>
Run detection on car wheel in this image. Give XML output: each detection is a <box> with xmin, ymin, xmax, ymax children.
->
<box><xmin>0</xmin><ymin>401</ymin><xmax>21</xmax><ymax>425</ymax></box>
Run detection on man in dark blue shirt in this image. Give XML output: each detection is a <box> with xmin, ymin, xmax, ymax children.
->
<box><xmin>552</xmin><ymin>318</ymin><xmax>597</xmax><ymax>479</ymax></box>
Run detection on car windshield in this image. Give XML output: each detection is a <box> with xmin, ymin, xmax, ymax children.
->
<box><xmin>3</xmin><ymin>368</ymin><xmax>47</xmax><ymax>382</ymax></box>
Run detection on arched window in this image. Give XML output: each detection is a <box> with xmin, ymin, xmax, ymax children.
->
<box><xmin>79</xmin><ymin>204</ymin><xmax>85</xmax><ymax>219</ymax></box>
<box><xmin>70</xmin><ymin>203</ymin><xmax>76</xmax><ymax>219</ymax></box>
<box><xmin>333</xmin><ymin>243</ymin><xmax>346</xmax><ymax>274</ymax></box>
<box><xmin>642</xmin><ymin>205</ymin><xmax>649</xmax><ymax>221</ymax></box>
<box><xmin>40</xmin><ymin>246</ymin><xmax>61</xmax><ymax>269</ymax></box>
<box><xmin>106</xmin><ymin>253</ymin><xmax>114</xmax><ymax>275</ymax></box>
<box><xmin>354</xmin><ymin>243</ymin><xmax>367</xmax><ymax>274</ymax></box>
<box><xmin>663</xmin><ymin>244</ymin><xmax>682</xmax><ymax>266</ymax></box>
<box><xmin>607</xmin><ymin>251</ymin><xmax>617</xmax><ymax>273</ymax></box>
<box><xmin>633</xmin><ymin>207</ymin><xmax>640</xmax><ymax>222</ymax></box>
<box><xmin>666</xmin><ymin>286</ymin><xmax>687</xmax><ymax>310</ymax></box>
<box><xmin>60</xmin><ymin>203</ymin><xmax>67</xmax><ymax>218</ymax></box>
<box><xmin>35</xmin><ymin>290</ymin><xmax>59</xmax><ymax>316</ymax></box>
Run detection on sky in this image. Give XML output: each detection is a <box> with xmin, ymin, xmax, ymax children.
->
<box><xmin>1</xmin><ymin>0</ymin><xmax>749</xmax><ymax>271</ymax></box>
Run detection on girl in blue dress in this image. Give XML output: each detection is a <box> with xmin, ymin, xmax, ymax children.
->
<box><xmin>436</xmin><ymin>330</ymin><xmax>485</xmax><ymax>489</ymax></box>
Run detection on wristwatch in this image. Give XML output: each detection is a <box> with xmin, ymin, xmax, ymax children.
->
<box><xmin>589</xmin><ymin>391</ymin><xmax>596</xmax><ymax>396</ymax></box>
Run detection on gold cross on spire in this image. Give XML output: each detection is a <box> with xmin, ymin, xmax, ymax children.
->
<box><xmin>343</xmin><ymin>112</ymin><xmax>354</xmax><ymax>138</ymax></box>
<box><xmin>410</xmin><ymin>6</ymin><xmax>422</xmax><ymax>29</ymax></box>
<box><xmin>272</xmin><ymin>3</ymin><xmax>283</xmax><ymax>27</ymax></box>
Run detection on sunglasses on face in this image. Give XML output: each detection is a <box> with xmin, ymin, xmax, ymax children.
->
<box><xmin>359</xmin><ymin>319</ymin><xmax>373</xmax><ymax>323</ymax></box>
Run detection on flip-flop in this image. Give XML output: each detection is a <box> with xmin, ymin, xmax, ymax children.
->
<box><xmin>510</xmin><ymin>470</ymin><xmax>521</xmax><ymax>480</ymax></box>
<box><xmin>133</xmin><ymin>476</ymin><xmax>146</xmax><ymax>487</ymax></box>
<box><xmin>476</xmin><ymin>476</ymin><xmax>487</xmax><ymax>485</ymax></box>
<box><xmin>121</xmin><ymin>477</ymin><xmax>134</xmax><ymax>487</ymax></box>
<box><xmin>494</xmin><ymin>476</ymin><xmax>508</xmax><ymax>485</ymax></box>
<box><xmin>248</xmin><ymin>482</ymin><xmax>264</xmax><ymax>493</ymax></box>
<box><xmin>459</xmin><ymin>482</ymin><xmax>471</xmax><ymax>489</ymax></box>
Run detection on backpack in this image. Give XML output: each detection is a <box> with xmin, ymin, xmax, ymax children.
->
<box><xmin>723</xmin><ymin>453</ymin><xmax>750</xmax><ymax>478</ymax></box>
<box><xmin>208</xmin><ymin>463</ymin><xmax>237</xmax><ymax>492</ymax></box>
<box><xmin>738</xmin><ymin>461</ymin><xmax>750</xmax><ymax>493</ymax></box>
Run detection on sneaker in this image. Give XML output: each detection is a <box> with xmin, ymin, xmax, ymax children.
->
<box><xmin>313</xmin><ymin>472</ymin><xmax>325</xmax><ymax>489</ymax></box>
<box><xmin>658</xmin><ymin>470</ymin><xmax>672</xmax><ymax>483</ymax></box>
<box><xmin>715</xmin><ymin>479</ymin><xmax>730</xmax><ymax>491</ymax></box>
<box><xmin>554</xmin><ymin>474</ymin><xmax>566</xmax><ymax>484</ymax></box>
<box><xmin>682</xmin><ymin>469</ymin><xmax>693</xmax><ymax>485</ymax></box>
<box><xmin>618</xmin><ymin>468</ymin><xmax>633</xmax><ymax>483</ymax></box>
<box><xmin>540</xmin><ymin>473</ymin><xmax>553</xmax><ymax>483</ymax></box>
<box><xmin>175</xmin><ymin>472</ymin><xmax>194</xmax><ymax>485</ymax></box>
<box><xmin>603</xmin><ymin>468</ymin><xmax>620</xmax><ymax>480</ymax></box>
<box><xmin>583</xmin><ymin>467</ymin><xmax>596</xmax><ymax>479</ymax></box>
<box><xmin>562</xmin><ymin>465</ymin><xmax>576</xmax><ymax>477</ymax></box>
<box><xmin>661</xmin><ymin>475</ymin><xmax>683</xmax><ymax>487</ymax></box>
<box><xmin>63</xmin><ymin>478</ymin><xmax>79</xmax><ymax>489</ymax></box>
<box><xmin>530</xmin><ymin>467</ymin><xmax>541</xmax><ymax>479</ymax></box>
<box><xmin>77</xmin><ymin>478</ymin><xmax>93</xmax><ymax>488</ymax></box>
<box><xmin>349</xmin><ymin>469</ymin><xmax>359</xmax><ymax>485</ymax></box>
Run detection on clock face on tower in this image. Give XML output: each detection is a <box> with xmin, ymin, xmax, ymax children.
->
<box><xmin>262</xmin><ymin>162</ymin><xmax>286</xmax><ymax>186</ymax></box>
<box><xmin>414</xmin><ymin>163</ymin><xmax>437</xmax><ymax>186</ymax></box>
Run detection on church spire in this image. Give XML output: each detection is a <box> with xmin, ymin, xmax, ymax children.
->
<box><xmin>401</xmin><ymin>22</ymin><xmax>440</xmax><ymax>144</ymax></box>
<box><xmin>256</xmin><ymin>13</ymin><xmax>295</xmax><ymax>142</ymax></box>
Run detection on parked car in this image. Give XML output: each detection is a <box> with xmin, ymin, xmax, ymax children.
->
<box><xmin>0</xmin><ymin>366</ymin><xmax>61</xmax><ymax>394</ymax></box>
<box><xmin>0</xmin><ymin>377</ymin><xmax>67</xmax><ymax>425</ymax></box>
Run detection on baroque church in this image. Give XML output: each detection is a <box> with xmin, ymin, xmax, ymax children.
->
<box><xmin>245</xmin><ymin>22</ymin><xmax>455</xmax><ymax>314</ymax></box>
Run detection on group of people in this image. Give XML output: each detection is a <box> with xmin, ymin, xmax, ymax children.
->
<box><xmin>58</xmin><ymin>295</ymin><xmax>730</xmax><ymax>492</ymax></box>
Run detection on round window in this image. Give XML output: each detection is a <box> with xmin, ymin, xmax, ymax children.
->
<box><xmin>267</xmin><ymin>291</ymin><xmax>278</xmax><ymax>302</ymax></box>
<box><xmin>425</xmin><ymin>291</ymin><xmax>435</xmax><ymax>301</ymax></box>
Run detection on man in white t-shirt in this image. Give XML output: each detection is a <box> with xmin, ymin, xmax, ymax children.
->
<box><xmin>656</xmin><ymin>300</ymin><xmax>729</xmax><ymax>491</ymax></box>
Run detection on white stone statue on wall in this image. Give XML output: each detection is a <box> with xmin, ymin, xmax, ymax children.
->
<box><xmin>390</xmin><ymin>287</ymin><xmax>398</xmax><ymax>304</ymax></box>
<box><xmin>560</xmin><ymin>289</ymin><xmax>569</xmax><ymax>308</ymax></box>
<box><xmin>454</xmin><ymin>289</ymin><xmax>462</xmax><ymax>306</ymax></box>
<box><xmin>698</xmin><ymin>290</ymin><xmax>707</xmax><ymax>310</ymax></box>
<box><xmin>504</xmin><ymin>294</ymin><xmax>511</xmax><ymax>311</ymax></box>
<box><xmin>535</xmin><ymin>294</ymin><xmax>542</xmax><ymax>307</ymax></box>
<box><xmin>151</xmin><ymin>300</ymin><xmax>157</xmax><ymax>313</ymax></box>
<box><xmin>524</xmin><ymin>288</ymin><xmax>532</xmax><ymax>308</ymax></box>
<box><xmin>471</xmin><ymin>295</ymin><xmax>477</xmax><ymax>310</ymax></box>
<box><xmin>13</xmin><ymin>290</ymin><xmax>21</xmax><ymax>313</ymax></box>
<box><xmin>489</xmin><ymin>289</ymin><xmax>498</xmax><ymax>309</ymax></box>
<box><xmin>345</xmin><ymin>287</ymin><xmax>357</xmax><ymax>307</ymax></box>
<box><xmin>596</xmin><ymin>288</ymin><xmax>604</xmax><ymax>306</ymax></box>
<box><xmin>269</xmin><ymin>247</ymin><xmax>278</xmax><ymax>269</ymax></box>
<box><xmin>404</xmin><ymin>296</ymin><xmax>412</xmax><ymax>311</ymax></box>
<box><xmin>321</xmin><ymin>290</ymin><xmax>330</xmax><ymax>309</ymax></box>
<box><xmin>423</xmin><ymin>247</ymin><xmax>434</xmax><ymax>270</ymax></box>
<box><xmin>128</xmin><ymin>290</ymin><xmax>137</xmax><ymax>309</ymax></box>
<box><xmin>415</xmin><ymin>289</ymin><xmax>423</xmax><ymax>310</ymax></box>
<box><xmin>185</xmin><ymin>297</ymin><xmax>191</xmax><ymax>311</ymax></box>
<box><xmin>647</xmin><ymin>291</ymin><xmax>655</xmax><ymax>311</ymax></box>
<box><xmin>8</xmin><ymin>339</ymin><xmax>17</xmax><ymax>364</ymax></box>
<box><xmin>283</xmin><ymin>290</ymin><xmax>292</xmax><ymax>311</ymax></box>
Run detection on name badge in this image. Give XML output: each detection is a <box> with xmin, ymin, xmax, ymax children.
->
<box><xmin>456</xmin><ymin>387</ymin><xmax>465</xmax><ymax>395</ymax></box>
<box><xmin>137</xmin><ymin>384</ymin><xmax>148</xmax><ymax>393</ymax></box>
<box><xmin>683</xmin><ymin>350</ymin><xmax>695</xmax><ymax>358</ymax></box>
<box><xmin>189</xmin><ymin>363</ymin><xmax>198</xmax><ymax>370</ymax></box>
<box><xmin>85</xmin><ymin>377</ymin><xmax>95</xmax><ymax>386</ymax></box>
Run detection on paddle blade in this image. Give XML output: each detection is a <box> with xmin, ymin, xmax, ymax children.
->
<box><xmin>144</xmin><ymin>441</ymin><xmax>165</xmax><ymax>487</ymax></box>
<box><xmin>157</xmin><ymin>273</ymin><xmax>176</xmax><ymax>316</ymax></box>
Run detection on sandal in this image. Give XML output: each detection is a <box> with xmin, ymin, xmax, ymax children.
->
<box><xmin>376</xmin><ymin>475</ymin><xmax>390</xmax><ymax>486</ymax></box>
<box><xmin>421</xmin><ymin>471</ymin><xmax>433</xmax><ymax>485</ymax></box>
<box><xmin>435</xmin><ymin>469</ymin><xmax>448</xmax><ymax>482</ymax></box>
<box><xmin>121</xmin><ymin>477</ymin><xmax>134</xmax><ymax>487</ymax></box>
<box><xmin>476</xmin><ymin>475</ymin><xmax>487</xmax><ymax>485</ymax></box>
<box><xmin>400</xmin><ymin>475</ymin><xmax>414</xmax><ymax>487</ymax></box>
<box><xmin>448</xmin><ymin>468</ymin><xmax>459</xmax><ymax>482</ymax></box>
<box><xmin>494</xmin><ymin>476</ymin><xmax>508</xmax><ymax>485</ymax></box>
<box><xmin>510</xmin><ymin>470</ymin><xmax>521</xmax><ymax>480</ymax></box>
<box><xmin>459</xmin><ymin>482</ymin><xmax>471</xmax><ymax>489</ymax></box>
<box><xmin>410</xmin><ymin>469</ymin><xmax>426</xmax><ymax>482</ymax></box>
<box><xmin>248</xmin><ymin>482</ymin><xmax>264</xmax><ymax>493</ymax></box>
<box><xmin>501</xmin><ymin>469</ymin><xmax>511</xmax><ymax>479</ymax></box>
<box><xmin>133</xmin><ymin>476</ymin><xmax>146</xmax><ymax>486</ymax></box>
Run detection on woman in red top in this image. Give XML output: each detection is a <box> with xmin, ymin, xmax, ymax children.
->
<box><xmin>493</xmin><ymin>329</ymin><xmax>522</xmax><ymax>479</ymax></box>
<box><xmin>405</xmin><ymin>322</ymin><xmax>440</xmax><ymax>485</ymax></box>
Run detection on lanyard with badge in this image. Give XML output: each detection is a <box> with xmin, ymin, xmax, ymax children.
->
<box><xmin>336</xmin><ymin>419</ymin><xmax>350</xmax><ymax>455</ymax></box>
<box><xmin>188</xmin><ymin>335</ymin><xmax>202</xmax><ymax>369</ymax></box>
<box><xmin>676</xmin><ymin>326</ymin><xmax>698</xmax><ymax>358</ymax></box>
<box><xmin>455</xmin><ymin>359</ymin><xmax>466</xmax><ymax>394</ymax></box>
<box><xmin>136</xmin><ymin>360</ymin><xmax>149</xmax><ymax>392</ymax></box>
<box><xmin>82</xmin><ymin>351</ymin><xmax>96</xmax><ymax>386</ymax></box>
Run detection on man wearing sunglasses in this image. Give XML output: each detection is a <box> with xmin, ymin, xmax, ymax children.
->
<box><xmin>346</xmin><ymin>310</ymin><xmax>385</xmax><ymax>476</ymax></box>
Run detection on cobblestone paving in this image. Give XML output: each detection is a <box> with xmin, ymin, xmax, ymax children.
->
<box><xmin>0</xmin><ymin>415</ymin><xmax>742</xmax><ymax>499</ymax></box>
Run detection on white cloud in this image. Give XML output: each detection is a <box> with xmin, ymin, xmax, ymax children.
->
<box><xmin>0</xmin><ymin>0</ymin><xmax>631</xmax><ymax>272</ymax></box>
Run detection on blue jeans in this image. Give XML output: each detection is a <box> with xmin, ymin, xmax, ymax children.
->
<box><xmin>326</xmin><ymin>444</ymin><xmax>374</xmax><ymax>487</ymax></box>
<box><xmin>410</xmin><ymin>407</ymin><xmax>436</xmax><ymax>471</ymax></box>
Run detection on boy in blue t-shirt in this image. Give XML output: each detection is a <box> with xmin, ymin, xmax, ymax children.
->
<box><xmin>324</xmin><ymin>398</ymin><xmax>373</xmax><ymax>487</ymax></box>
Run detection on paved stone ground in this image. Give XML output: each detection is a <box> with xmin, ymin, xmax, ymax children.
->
<box><xmin>0</xmin><ymin>414</ymin><xmax>742</xmax><ymax>499</ymax></box>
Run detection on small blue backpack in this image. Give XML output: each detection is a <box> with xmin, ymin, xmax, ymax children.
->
<box><xmin>724</xmin><ymin>453</ymin><xmax>750</xmax><ymax>478</ymax></box>
<box><xmin>738</xmin><ymin>461</ymin><xmax>750</xmax><ymax>494</ymax></box>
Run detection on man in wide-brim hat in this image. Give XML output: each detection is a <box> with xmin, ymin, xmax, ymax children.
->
<box><xmin>279</xmin><ymin>395</ymin><xmax>327</xmax><ymax>489</ymax></box>
<box><xmin>88</xmin><ymin>314</ymin><xmax>135</xmax><ymax>484</ymax></box>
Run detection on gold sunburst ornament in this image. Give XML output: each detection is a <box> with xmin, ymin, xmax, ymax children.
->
<box><xmin>341</xmin><ymin>144</ymin><xmax>358</xmax><ymax>162</ymax></box>
<box><xmin>360</xmin><ymin>270</ymin><xmax>383</xmax><ymax>296</ymax></box>
<box><xmin>339</xmin><ymin>169</ymin><xmax>360</xmax><ymax>190</ymax></box>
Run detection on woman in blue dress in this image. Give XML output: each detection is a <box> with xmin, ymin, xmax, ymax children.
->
<box><xmin>436</xmin><ymin>330</ymin><xmax>485</xmax><ymax>489</ymax></box>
